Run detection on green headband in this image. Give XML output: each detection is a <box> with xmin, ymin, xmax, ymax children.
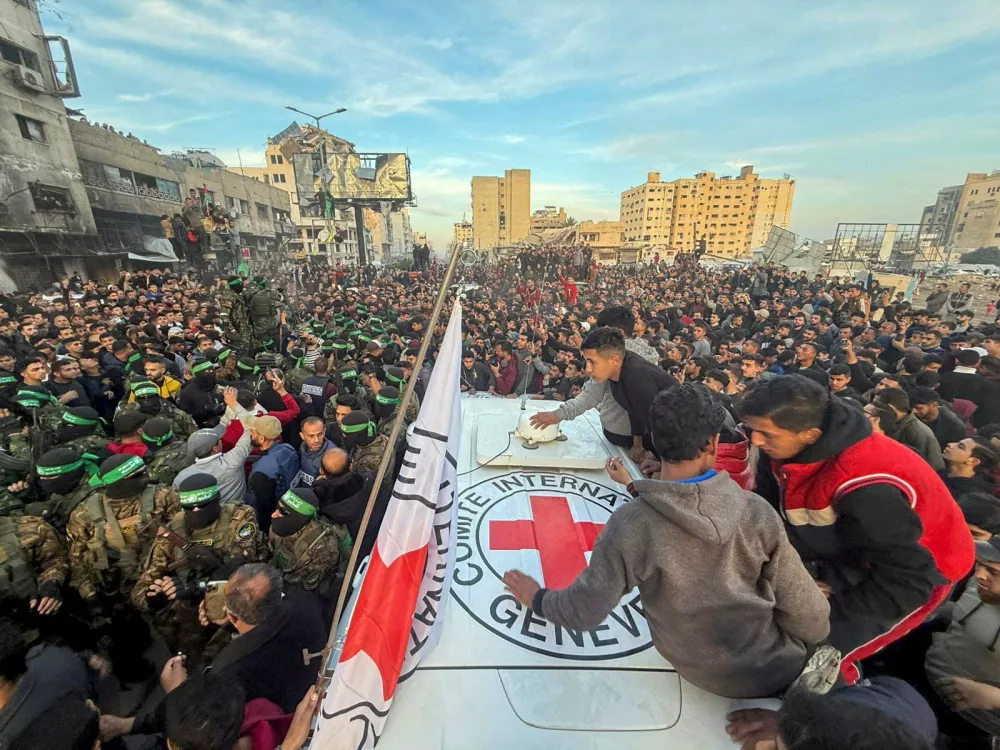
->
<box><xmin>261</xmin><ymin>339</ymin><xmax>275</xmax><ymax>348</ymax></box>
<box><xmin>279</xmin><ymin>489</ymin><xmax>317</xmax><ymax>517</ymax></box>
<box><xmin>217</xmin><ymin>348</ymin><xmax>232</xmax><ymax>362</ymax></box>
<box><xmin>227</xmin><ymin>278</ymin><xmax>242</xmax><ymax>287</ymax></box>
<box><xmin>37</xmin><ymin>459</ymin><xmax>84</xmax><ymax>477</ymax></box>
<box><xmin>142</xmin><ymin>429</ymin><xmax>174</xmax><ymax>447</ymax></box>
<box><xmin>128</xmin><ymin>352</ymin><xmax>142</xmax><ymax>364</ymax></box>
<box><xmin>331</xmin><ymin>342</ymin><xmax>350</xmax><ymax>351</ymax></box>
<box><xmin>341</xmin><ymin>419</ymin><xmax>374</xmax><ymax>436</ymax></box>
<box><xmin>62</xmin><ymin>411</ymin><xmax>98</xmax><ymax>427</ymax></box>
<box><xmin>237</xmin><ymin>361</ymin><xmax>259</xmax><ymax>373</ymax></box>
<box><xmin>179</xmin><ymin>485</ymin><xmax>219</xmax><ymax>507</ymax></box>
<box><xmin>0</xmin><ymin>373</ymin><xmax>16</xmax><ymax>385</ymax></box>
<box><xmin>357</xmin><ymin>334</ymin><xmax>372</xmax><ymax>344</ymax></box>
<box><xmin>322</xmin><ymin>344</ymin><xmax>334</xmax><ymax>353</ymax></box>
<box><xmin>334</xmin><ymin>313</ymin><xmax>345</xmax><ymax>322</ymax></box>
<box><xmin>357</xmin><ymin>305</ymin><xmax>368</xmax><ymax>313</ymax></box>
<box><xmin>371</xmin><ymin>326</ymin><xmax>384</xmax><ymax>335</ymax></box>
<box><xmin>340</xmin><ymin>368</ymin><xmax>358</xmax><ymax>380</ymax></box>
<box><xmin>369</xmin><ymin>317</ymin><xmax>382</xmax><ymax>325</ymax></box>
<box><xmin>89</xmin><ymin>454</ymin><xmax>145</xmax><ymax>487</ymax></box>
<box><xmin>385</xmin><ymin>370</ymin><xmax>406</xmax><ymax>385</ymax></box>
<box><xmin>375</xmin><ymin>392</ymin><xmax>400</xmax><ymax>406</ymax></box>
<box><xmin>191</xmin><ymin>360</ymin><xmax>215</xmax><ymax>375</ymax></box>
<box><xmin>132</xmin><ymin>384</ymin><xmax>159</xmax><ymax>398</ymax></box>
<box><xmin>15</xmin><ymin>389</ymin><xmax>55</xmax><ymax>408</ymax></box>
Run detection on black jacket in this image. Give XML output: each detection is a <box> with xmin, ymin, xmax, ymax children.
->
<box><xmin>176</xmin><ymin>380</ymin><xmax>222</xmax><ymax>427</ymax></box>
<box><xmin>210</xmin><ymin>592</ymin><xmax>326</xmax><ymax>712</ymax></box>
<box><xmin>607</xmin><ymin>352</ymin><xmax>678</xmax><ymax>439</ymax></box>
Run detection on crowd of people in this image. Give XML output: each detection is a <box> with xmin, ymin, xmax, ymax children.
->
<box><xmin>0</xmin><ymin>248</ymin><xmax>997</xmax><ymax>748</ymax></box>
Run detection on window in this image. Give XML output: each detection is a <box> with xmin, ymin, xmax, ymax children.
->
<box><xmin>272</xmin><ymin>173</ymin><xmax>286</xmax><ymax>184</ymax></box>
<box><xmin>15</xmin><ymin>114</ymin><xmax>45</xmax><ymax>142</ymax></box>
<box><xmin>0</xmin><ymin>38</ymin><xmax>40</xmax><ymax>71</ymax></box>
<box><xmin>256</xmin><ymin>203</ymin><xmax>269</xmax><ymax>220</ymax></box>
<box><xmin>29</xmin><ymin>183</ymin><xmax>73</xmax><ymax>213</ymax></box>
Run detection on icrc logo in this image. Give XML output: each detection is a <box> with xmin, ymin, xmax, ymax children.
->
<box><xmin>452</xmin><ymin>470</ymin><xmax>652</xmax><ymax>660</ymax></box>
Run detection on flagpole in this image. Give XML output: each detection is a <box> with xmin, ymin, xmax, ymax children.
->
<box><xmin>316</xmin><ymin>244</ymin><xmax>464</xmax><ymax>688</ymax></box>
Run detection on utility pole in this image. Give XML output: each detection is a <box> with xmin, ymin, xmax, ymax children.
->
<box><xmin>284</xmin><ymin>106</ymin><xmax>346</xmax><ymax>258</ymax></box>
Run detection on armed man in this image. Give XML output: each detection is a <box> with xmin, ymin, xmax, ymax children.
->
<box><xmin>0</xmin><ymin>511</ymin><xmax>69</xmax><ymax>622</ymax></box>
<box><xmin>218</xmin><ymin>276</ymin><xmax>250</xmax><ymax>354</ymax></box>
<box><xmin>51</xmin><ymin>406</ymin><xmax>110</xmax><ymax>455</ymax></box>
<box><xmin>269</xmin><ymin>486</ymin><xmax>351</xmax><ymax>616</ymax></box>
<box><xmin>143</xmin><ymin>417</ymin><xmax>194</xmax><ymax>485</ymax></box>
<box><xmin>341</xmin><ymin>410</ymin><xmax>390</xmax><ymax>474</ymax></box>
<box><xmin>66</xmin><ymin>454</ymin><xmax>181</xmax><ymax>607</ymax></box>
<box><xmin>131</xmin><ymin>473</ymin><xmax>263</xmax><ymax>658</ymax></box>
<box><xmin>1</xmin><ymin>447</ymin><xmax>104</xmax><ymax>532</ymax></box>
<box><xmin>371</xmin><ymin>385</ymin><xmax>404</xmax><ymax>437</ymax></box>
<box><xmin>121</xmin><ymin>381</ymin><xmax>198</xmax><ymax>439</ymax></box>
<box><xmin>246</xmin><ymin>276</ymin><xmax>283</xmax><ymax>353</ymax></box>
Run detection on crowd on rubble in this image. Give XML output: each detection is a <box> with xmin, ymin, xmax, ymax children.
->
<box><xmin>0</xmin><ymin>245</ymin><xmax>997</xmax><ymax>748</ymax></box>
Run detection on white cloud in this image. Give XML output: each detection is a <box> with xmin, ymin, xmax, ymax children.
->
<box><xmin>118</xmin><ymin>93</ymin><xmax>154</xmax><ymax>102</ymax></box>
<box><xmin>497</xmin><ymin>134</ymin><xmax>526</xmax><ymax>144</ymax></box>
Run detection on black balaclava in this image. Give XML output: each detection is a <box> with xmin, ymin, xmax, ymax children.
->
<box><xmin>372</xmin><ymin>386</ymin><xmax>400</xmax><ymax>421</ymax></box>
<box><xmin>55</xmin><ymin>406</ymin><xmax>101</xmax><ymax>444</ymax></box>
<box><xmin>271</xmin><ymin>487</ymin><xmax>318</xmax><ymax>537</ymax></box>
<box><xmin>141</xmin><ymin>417</ymin><xmax>174</xmax><ymax>452</ymax></box>
<box><xmin>92</xmin><ymin>454</ymin><xmax>148</xmax><ymax>499</ymax></box>
<box><xmin>340</xmin><ymin>410</ymin><xmax>375</xmax><ymax>451</ymax></box>
<box><xmin>132</xmin><ymin>381</ymin><xmax>163</xmax><ymax>416</ymax></box>
<box><xmin>36</xmin><ymin>447</ymin><xmax>87</xmax><ymax>496</ymax></box>
<box><xmin>177</xmin><ymin>473</ymin><xmax>222</xmax><ymax>532</ymax></box>
<box><xmin>191</xmin><ymin>360</ymin><xmax>217</xmax><ymax>390</ymax></box>
<box><xmin>226</xmin><ymin>276</ymin><xmax>244</xmax><ymax>295</ymax></box>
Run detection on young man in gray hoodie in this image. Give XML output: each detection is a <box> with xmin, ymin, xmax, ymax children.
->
<box><xmin>504</xmin><ymin>383</ymin><xmax>831</xmax><ymax>699</ymax></box>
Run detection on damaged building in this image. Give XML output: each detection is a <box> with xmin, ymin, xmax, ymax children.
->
<box><xmin>0</xmin><ymin>0</ymin><xmax>292</xmax><ymax>291</ymax></box>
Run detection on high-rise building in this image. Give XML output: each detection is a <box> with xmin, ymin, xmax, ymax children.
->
<box><xmin>530</xmin><ymin>206</ymin><xmax>569</xmax><ymax>231</ymax></box>
<box><xmin>619</xmin><ymin>166</ymin><xmax>795</xmax><ymax>258</ymax></box>
<box><xmin>471</xmin><ymin>169</ymin><xmax>531</xmax><ymax>248</ymax></box>
<box><xmin>919</xmin><ymin>184</ymin><xmax>963</xmax><ymax>247</ymax></box>
<box><xmin>949</xmin><ymin>171</ymin><xmax>1000</xmax><ymax>252</ymax></box>
<box><xmin>451</xmin><ymin>220</ymin><xmax>473</xmax><ymax>249</ymax></box>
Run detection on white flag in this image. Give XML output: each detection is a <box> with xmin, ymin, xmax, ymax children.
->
<box><xmin>311</xmin><ymin>300</ymin><xmax>463</xmax><ymax>749</ymax></box>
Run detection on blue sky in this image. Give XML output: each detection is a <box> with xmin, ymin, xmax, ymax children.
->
<box><xmin>43</xmin><ymin>0</ymin><xmax>1000</xmax><ymax>251</ymax></box>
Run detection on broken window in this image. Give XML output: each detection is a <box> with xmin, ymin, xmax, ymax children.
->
<box><xmin>30</xmin><ymin>183</ymin><xmax>74</xmax><ymax>213</ymax></box>
<box><xmin>15</xmin><ymin>115</ymin><xmax>45</xmax><ymax>142</ymax></box>
<box><xmin>0</xmin><ymin>38</ymin><xmax>40</xmax><ymax>71</ymax></box>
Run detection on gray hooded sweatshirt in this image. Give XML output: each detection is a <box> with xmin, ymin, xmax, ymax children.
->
<box><xmin>535</xmin><ymin>471</ymin><xmax>831</xmax><ymax>698</ymax></box>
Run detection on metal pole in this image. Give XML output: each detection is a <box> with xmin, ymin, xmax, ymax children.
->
<box><xmin>354</xmin><ymin>203</ymin><xmax>368</xmax><ymax>267</ymax></box>
<box><xmin>316</xmin><ymin>117</ymin><xmax>333</xmax><ymax>237</ymax></box>
<box><xmin>315</xmin><ymin>241</ymin><xmax>463</xmax><ymax>688</ymax></box>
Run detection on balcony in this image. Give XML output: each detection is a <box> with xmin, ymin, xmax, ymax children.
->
<box><xmin>275</xmin><ymin>220</ymin><xmax>297</xmax><ymax>236</ymax></box>
<box><xmin>81</xmin><ymin>174</ymin><xmax>182</xmax><ymax>204</ymax></box>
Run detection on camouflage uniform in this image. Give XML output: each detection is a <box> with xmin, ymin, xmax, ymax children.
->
<box><xmin>350</xmin><ymin>433</ymin><xmax>391</xmax><ymax>474</ymax></box>
<box><xmin>146</xmin><ymin>443</ymin><xmax>194</xmax><ymax>486</ymax></box>
<box><xmin>60</xmin><ymin>434</ymin><xmax>112</xmax><ymax>457</ymax></box>
<box><xmin>218</xmin><ymin>287</ymin><xmax>250</xmax><ymax>353</ymax></box>
<box><xmin>65</xmin><ymin>485</ymin><xmax>180</xmax><ymax>602</ymax></box>
<box><xmin>246</xmin><ymin>286</ymin><xmax>282</xmax><ymax>351</ymax></box>
<box><xmin>0</xmin><ymin>515</ymin><xmax>69</xmax><ymax>602</ymax></box>
<box><xmin>269</xmin><ymin>516</ymin><xmax>351</xmax><ymax>600</ymax></box>
<box><xmin>119</xmin><ymin>402</ymin><xmax>198</xmax><ymax>439</ymax></box>
<box><xmin>254</xmin><ymin>350</ymin><xmax>287</xmax><ymax>372</ymax></box>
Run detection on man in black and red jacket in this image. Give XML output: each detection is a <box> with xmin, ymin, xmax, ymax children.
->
<box><xmin>740</xmin><ymin>375</ymin><xmax>974</xmax><ymax>684</ymax></box>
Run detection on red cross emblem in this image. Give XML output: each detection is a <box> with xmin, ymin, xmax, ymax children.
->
<box><xmin>489</xmin><ymin>495</ymin><xmax>604</xmax><ymax>589</ymax></box>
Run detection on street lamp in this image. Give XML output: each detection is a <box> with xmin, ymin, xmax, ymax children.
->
<box><xmin>284</xmin><ymin>105</ymin><xmax>347</xmax><ymax>245</ymax></box>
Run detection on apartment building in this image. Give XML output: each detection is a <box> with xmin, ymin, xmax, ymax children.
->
<box><xmin>619</xmin><ymin>166</ymin><xmax>795</xmax><ymax>258</ymax></box>
<box><xmin>949</xmin><ymin>171</ymin><xmax>1000</xmax><ymax>252</ymax></box>
<box><xmin>471</xmin><ymin>169</ymin><xmax>531</xmax><ymax>249</ymax></box>
<box><xmin>530</xmin><ymin>206</ymin><xmax>569</xmax><ymax>231</ymax></box>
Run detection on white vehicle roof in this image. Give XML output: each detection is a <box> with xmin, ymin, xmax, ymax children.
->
<box><xmin>373</xmin><ymin>396</ymin><xmax>754</xmax><ymax>749</ymax></box>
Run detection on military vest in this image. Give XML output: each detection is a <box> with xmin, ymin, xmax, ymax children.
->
<box><xmin>24</xmin><ymin>482</ymin><xmax>91</xmax><ymax>532</ymax></box>
<box><xmin>247</xmin><ymin>288</ymin><xmax>277</xmax><ymax>323</ymax></box>
<box><xmin>272</xmin><ymin>518</ymin><xmax>350</xmax><ymax>589</ymax></box>
<box><xmin>148</xmin><ymin>444</ymin><xmax>193</xmax><ymax>485</ymax></box>
<box><xmin>166</xmin><ymin>503</ymin><xmax>243</xmax><ymax>577</ymax></box>
<box><xmin>0</xmin><ymin>517</ymin><xmax>37</xmax><ymax>599</ymax></box>
<box><xmin>84</xmin><ymin>486</ymin><xmax>157</xmax><ymax>577</ymax></box>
